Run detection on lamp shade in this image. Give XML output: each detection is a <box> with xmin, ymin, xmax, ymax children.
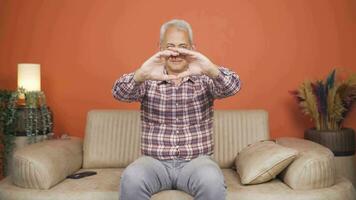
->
<box><xmin>17</xmin><ymin>63</ymin><xmax>41</xmax><ymax>91</ymax></box>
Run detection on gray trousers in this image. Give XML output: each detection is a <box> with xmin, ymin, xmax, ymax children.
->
<box><xmin>119</xmin><ymin>155</ymin><xmax>227</xmax><ymax>200</ymax></box>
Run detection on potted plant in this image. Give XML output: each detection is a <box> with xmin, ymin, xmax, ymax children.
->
<box><xmin>20</xmin><ymin>90</ymin><xmax>53</xmax><ymax>143</ymax></box>
<box><xmin>0</xmin><ymin>88</ymin><xmax>53</xmax><ymax>177</ymax></box>
<box><xmin>0</xmin><ymin>89</ymin><xmax>19</xmax><ymax>177</ymax></box>
<box><xmin>290</xmin><ymin>69</ymin><xmax>356</xmax><ymax>156</ymax></box>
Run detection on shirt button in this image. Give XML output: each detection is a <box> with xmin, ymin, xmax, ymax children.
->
<box><xmin>176</xmin><ymin>103</ymin><xmax>179</xmax><ymax>106</ymax></box>
<box><xmin>176</xmin><ymin>130</ymin><xmax>179</xmax><ymax>134</ymax></box>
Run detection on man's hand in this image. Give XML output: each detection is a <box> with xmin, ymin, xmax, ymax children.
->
<box><xmin>134</xmin><ymin>50</ymin><xmax>180</xmax><ymax>82</ymax></box>
<box><xmin>167</xmin><ymin>47</ymin><xmax>220</xmax><ymax>79</ymax></box>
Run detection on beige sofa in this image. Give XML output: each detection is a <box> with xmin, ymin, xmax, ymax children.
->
<box><xmin>0</xmin><ymin>109</ymin><xmax>355</xmax><ymax>200</ymax></box>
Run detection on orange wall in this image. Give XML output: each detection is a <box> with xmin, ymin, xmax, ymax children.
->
<box><xmin>0</xmin><ymin>0</ymin><xmax>355</xmax><ymax>140</ymax></box>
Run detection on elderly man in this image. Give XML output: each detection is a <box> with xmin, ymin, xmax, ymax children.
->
<box><xmin>112</xmin><ymin>19</ymin><xmax>241</xmax><ymax>200</ymax></box>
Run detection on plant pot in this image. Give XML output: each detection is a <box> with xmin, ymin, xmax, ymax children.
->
<box><xmin>304</xmin><ymin>128</ymin><xmax>355</xmax><ymax>156</ymax></box>
<box><xmin>15</xmin><ymin>106</ymin><xmax>52</xmax><ymax>136</ymax></box>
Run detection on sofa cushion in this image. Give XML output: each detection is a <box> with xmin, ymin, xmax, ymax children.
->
<box><xmin>212</xmin><ymin>110</ymin><xmax>269</xmax><ymax>168</ymax></box>
<box><xmin>11</xmin><ymin>137</ymin><xmax>83</xmax><ymax>189</ymax></box>
<box><xmin>235</xmin><ymin>140</ymin><xmax>298</xmax><ymax>184</ymax></box>
<box><xmin>83</xmin><ymin>110</ymin><xmax>142</xmax><ymax>168</ymax></box>
<box><xmin>276</xmin><ymin>137</ymin><xmax>336</xmax><ymax>190</ymax></box>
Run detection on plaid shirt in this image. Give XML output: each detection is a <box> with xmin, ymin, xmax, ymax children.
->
<box><xmin>112</xmin><ymin>66</ymin><xmax>241</xmax><ymax>160</ymax></box>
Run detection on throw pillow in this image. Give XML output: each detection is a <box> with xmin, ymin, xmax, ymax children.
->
<box><xmin>235</xmin><ymin>140</ymin><xmax>298</xmax><ymax>185</ymax></box>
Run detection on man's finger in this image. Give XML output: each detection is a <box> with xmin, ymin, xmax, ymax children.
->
<box><xmin>157</xmin><ymin>50</ymin><xmax>179</xmax><ymax>58</ymax></box>
<box><xmin>167</xmin><ymin>47</ymin><xmax>196</xmax><ymax>57</ymax></box>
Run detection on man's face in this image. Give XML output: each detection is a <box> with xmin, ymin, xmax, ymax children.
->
<box><xmin>160</xmin><ymin>26</ymin><xmax>193</xmax><ymax>75</ymax></box>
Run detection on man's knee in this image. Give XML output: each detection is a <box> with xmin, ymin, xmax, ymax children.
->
<box><xmin>196</xmin><ymin>165</ymin><xmax>224</xmax><ymax>186</ymax></box>
<box><xmin>119</xmin><ymin>163</ymin><xmax>154</xmax><ymax>200</ymax></box>
<box><xmin>188</xmin><ymin>165</ymin><xmax>226</xmax><ymax>199</ymax></box>
<box><xmin>120</xmin><ymin>163</ymin><xmax>151</xmax><ymax>189</ymax></box>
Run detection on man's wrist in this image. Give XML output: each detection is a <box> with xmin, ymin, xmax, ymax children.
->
<box><xmin>206</xmin><ymin>64</ymin><xmax>220</xmax><ymax>78</ymax></box>
<box><xmin>133</xmin><ymin>69</ymin><xmax>145</xmax><ymax>83</ymax></box>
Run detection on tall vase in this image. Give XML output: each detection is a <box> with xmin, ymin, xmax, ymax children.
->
<box><xmin>304</xmin><ymin>128</ymin><xmax>355</xmax><ymax>156</ymax></box>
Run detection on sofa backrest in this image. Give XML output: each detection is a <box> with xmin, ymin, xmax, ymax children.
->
<box><xmin>82</xmin><ymin>109</ymin><xmax>269</xmax><ymax>169</ymax></box>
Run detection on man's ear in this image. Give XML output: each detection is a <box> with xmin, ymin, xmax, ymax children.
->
<box><xmin>191</xmin><ymin>43</ymin><xmax>196</xmax><ymax>50</ymax></box>
<box><xmin>158</xmin><ymin>42</ymin><xmax>163</xmax><ymax>51</ymax></box>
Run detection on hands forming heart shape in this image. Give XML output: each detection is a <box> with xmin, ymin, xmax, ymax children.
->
<box><xmin>133</xmin><ymin>47</ymin><xmax>218</xmax><ymax>82</ymax></box>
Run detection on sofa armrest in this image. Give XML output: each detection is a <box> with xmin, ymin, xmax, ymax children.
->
<box><xmin>11</xmin><ymin>136</ymin><xmax>83</xmax><ymax>189</ymax></box>
<box><xmin>276</xmin><ymin>137</ymin><xmax>336</xmax><ymax>190</ymax></box>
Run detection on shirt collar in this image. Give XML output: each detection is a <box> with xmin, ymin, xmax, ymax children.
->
<box><xmin>158</xmin><ymin>67</ymin><xmax>196</xmax><ymax>85</ymax></box>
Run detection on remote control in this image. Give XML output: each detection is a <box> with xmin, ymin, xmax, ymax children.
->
<box><xmin>66</xmin><ymin>171</ymin><xmax>97</xmax><ymax>179</ymax></box>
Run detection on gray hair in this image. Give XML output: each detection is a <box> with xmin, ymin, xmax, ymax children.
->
<box><xmin>159</xmin><ymin>19</ymin><xmax>193</xmax><ymax>44</ymax></box>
